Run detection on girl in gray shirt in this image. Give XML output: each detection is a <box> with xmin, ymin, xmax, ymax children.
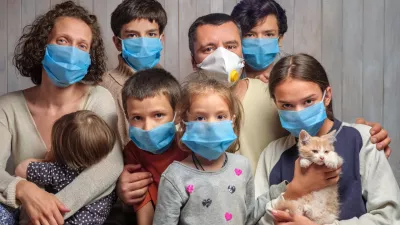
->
<box><xmin>153</xmin><ymin>77</ymin><xmax>269</xmax><ymax>225</ymax></box>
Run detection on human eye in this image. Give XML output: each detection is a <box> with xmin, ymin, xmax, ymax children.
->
<box><xmin>56</xmin><ymin>38</ymin><xmax>68</xmax><ymax>45</ymax></box>
<box><xmin>226</xmin><ymin>44</ymin><xmax>237</xmax><ymax>50</ymax></box>
<box><xmin>78</xmin><ymin>43</ymin><xmax>88</xmax><ymax>51</ymax></box>
<box><xmin>282</xmin><ymin>103</ymin><xmax>293</xmax><ymax>109</ymax></box>
<box><xmin>244</xmin><ymin>33</ymin><xmax>255</xmax><ymax>38</ymax></box>
<box><xmin>127</xmin><ymin>33</ymin><xmax>138</xmax><ymax>38</ymax></box>
<box><xmin>154</xmin><ymin>113</ymin><xmax>164</xmax><ymax>119</ymax></box>
<box><xmin>132</xmin><ymin>116</ymin><xmax>142</xmax><ymax>121</ymax></box>
<box><xmin>204</xmin><ymin>46</ymin><xmax>214</xmax><ymax>54</ymax></box>
<box><xmin>195</xmin><ymin>116</ymin><xmax>205</xmax><ymax>121</ymax></box>
<box><xmin>148</xmin><ymin>32</ymin><xmax>157</xmax><ymax>37</ymax></box>
<box><xmin>304</xmin><ymin>99</ymin><xmax>314</xmax><ymax>106</ymax></box>
<box><xmin>217</xmin><ymin>114</ymin><xmax>227</xmax><ymax>120</ymax></box>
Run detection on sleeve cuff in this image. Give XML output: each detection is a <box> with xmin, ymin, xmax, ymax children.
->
<box><xmin>269</xmin><ymin>180</ymin><xmax>288</xmax><ymax>199</ymax></box>
<box><xmin>5</xmin><ymin>177</ymin><xmax>25</xmax><ymax>208</ymax></box>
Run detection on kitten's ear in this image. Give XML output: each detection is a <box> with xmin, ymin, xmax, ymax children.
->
<box><xmin>299</xmin><ymin>130</ymin><xmax>311</xmax><ymax>145</ymax></box>
<box><xmin>323</xmin><ymin>130</ymin><xmax>337</xmax><ymax>144</ymax></box>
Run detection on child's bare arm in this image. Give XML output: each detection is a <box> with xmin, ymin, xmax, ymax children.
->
<box><xmin>15</xmin><ymin>158</ymin><xmax>44</xmax><ymax>178</ymax></box>
<box><xmin>137</xmin><ymin>201</ymin><xmax>154</xmax><ymax>225</ymax></box>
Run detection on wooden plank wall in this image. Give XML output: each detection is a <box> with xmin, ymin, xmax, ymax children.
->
<box><xmin>1</xmin><ymin>0</ymin><xmax>399</xmax><ymax>183</ymax></box>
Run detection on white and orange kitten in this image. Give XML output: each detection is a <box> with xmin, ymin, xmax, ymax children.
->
<box><xmin>275</xmin><ymin>129</ymin><xmax>343</xmax><ymax>225</ymax></box>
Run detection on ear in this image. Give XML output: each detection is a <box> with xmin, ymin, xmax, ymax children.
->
<box><xmin>160</xmin><ymin>33</ymin><xmax>165</xmax><ymax>44</ymax></box>
<box><xmin>191</xmin><ymin>55</ymin><xmax>198</xmax><ymax>71</ymax></box>
<box><xmin>324</xmin><ymin>86</ymin><xmax>332</xmax><ymax>107</ymax></box>
<box><xmin>299</xmin><ymin>129</ymin><xmax>311</xmax><ymax>145</ymax></box>
<box><xmin>231</xmin><ymin>115</ymin><xmax>237</xmax><ymax>128</ymax></box>
<box><xmin>322</xmin><ymin>129</ymin><xmax>337</xmax><ymax>144</ymax></box>
<box><xmin>112</xmin><ymin>36</ymin><xmax>122</xmax><ymax>52</ymax></box>
<box><xmin>278</xmin><ymin>35</ymin><xmax>284</xmax><ymax>48</ymax></box>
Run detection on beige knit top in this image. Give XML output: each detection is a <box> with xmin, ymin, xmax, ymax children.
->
<box><xmin>0</xmin><ymin>85</ymin><xmax>123</xmax><ymax>219</ymax></box>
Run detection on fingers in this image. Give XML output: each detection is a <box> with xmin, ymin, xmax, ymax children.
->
<box><xmin>355</xmin><ymin>117</ymin><xmax>366</xmax><ymax>125</ymax></box>
<box><xmin>272</xmin><ymin>209</ymin><xmax>294</xmax><ymax>222</ymax></box>
<box><xmin>120</xmin><ymin>171</ymin><xmax>153</xmax><ymax>184</ymax></box>
<box><xmin>39</xmin><ymin>218</ymin><xmax>50</xmax><ymax>225</ymax></box>
<box><xmin>325</xmin><ymin>168</ymin><xmax>341</xmax><ymax>180</ymax></box>
<box><xmin>376</xmin><ymin>136</ymin><xmax>391</xmax><ymax>150</ymax></box>
<box><xmin>384</xmin><ymin>147</ymin><xmax>392</xmax><ymax>158</ymax></box>
<box><xmin>124</xmin><ymin>164</ymin><xmax>142</xmax><ymax>173</ymax></box>
<box><xmin>46</xmin><ymin>215</ymin><xmax>59</xmax><ymax>225</ymax></box>
<box><xmin>120</xmin><ymin>185</ymin><xmax>149</xmax><ymax>205</ymax></box>
<box><xmin>55</xmin><ymin>200</ymin><xmax>70</xmax><ymax>213</ymax></box>
<box><xmin>368</xmin><ymin>122</ymin><xmax>382</xmax><ymax>136</ymax></box>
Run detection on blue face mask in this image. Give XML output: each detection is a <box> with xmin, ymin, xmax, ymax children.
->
<box><xmin>181</xmin><ymin>120</ymin><xmax>237</xmax><ymax>160</ymax></box>
<box><xmin>278</xmin><ymin>91</ymin><xmax>327</xmax><ymax>137</ymax></box>
<box><xmin>242</xmin><ymin>38</ymin><xmax>280</xmax><ymax>71</ymax></box>
<box><xmin>129</xmin><ymin>117</ymin><xmax>176</xmax><ymax>154</ymax></box>
<box><xmin>120</xmin><ymin>37</ymin><xmax>163</xmax><ymax>71</ymax></box>
<box><xmin>42</xmin><ymin>44</ymin><xmax>91</xmax><ymax>88</ymax></box>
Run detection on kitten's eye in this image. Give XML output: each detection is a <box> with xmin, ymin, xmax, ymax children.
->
<box><xmin>312</xmin><ymin>150</ymin><xmax>318</xmax><ymax>154</ymax></box>
<box><xmin>324</xmin><ymin>150</ymin><xmax>329</xmax><ymax>154</ymax></box>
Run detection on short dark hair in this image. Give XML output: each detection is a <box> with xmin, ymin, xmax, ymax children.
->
<box><xmin>231</xmin><ymin>0</ymin><xmax>287</xmax><ymax>36</ymax></box>
<box><xmin>188</xmin><ymin>13</ymin><xmax>241</xmax><ymax>57</ymax></box>
<box><xmin>269</xmin><ymin>53</ymin><xmax>334</xmax><ymax>120</ymax></box>
<box><xmin>111</xmin><ymin>0</ymin><xmax>167</xmax><ymax>37</ymax></box>
<box><xmin>13</xmin><ymin>1</ymin><xmax>106</xmax><ymax>85</ymax></box>
<box><xmin>52</xmin><ymin>110</ymin><xmax>116</xmax><ymax>170</ymax></box>
<box><xmin>122</xmin><ymin>68</ymin><xmax>181</xmax><ymax>117</ymax></box>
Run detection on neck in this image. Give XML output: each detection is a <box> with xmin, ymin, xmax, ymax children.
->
<box><xmin>244</xmin><ymin>63</ymin><xmax>273</xmax><ymax>79</ymax></box>
<box><xmin>35</xmin><ymin>70</ymin><xmax>88</xmax><ymax>108</ymax></box>
<box><xmin>317</xmin><ymin>118</ymin><xmax>334</xmax><ymax>136</ymax></box>
<box><xmin>194</xmin><ymin>153</ymin><xmax>226</xmax><ymax>172</ymax></box>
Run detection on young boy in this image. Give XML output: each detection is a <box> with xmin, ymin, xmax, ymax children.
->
<box><xmin>101</xmin><ymin>0</ymin><xmax>167</xmax><ymax>146</ymax></box>
<box><xmin>121</xmin><ymin>68</ymin><xmax>188</xmax><ymax>225</ymax></box>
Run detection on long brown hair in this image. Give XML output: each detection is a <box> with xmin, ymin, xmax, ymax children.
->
<box><xmin>51</xmin><ymin>110</ymin><xmax>115</xmax><ymax>170</ymax></box>
<box><xmin>268</xmin><ymin>53</ymin><xmax>334</xmax><ymax>120</ymax></box>
<box><xmin>177</xmin><ymin>76</ymin><xmax>243</xmax><ymax>153</ymax></box>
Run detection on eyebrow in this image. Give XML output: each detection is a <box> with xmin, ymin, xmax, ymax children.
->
<box><xmin>198</xmin><ymin>42</ymin><xmax>217</xmax><ymax>49</ymax></box>
<box><xmin>124</xmin><ymin>29</ymin><xmax>139</xmax><ymax>33</ymax></box>
<box><xmin>277</xmin><ymin>94</ymin><xmax>317</xmax><ymax>104</ymax></box>
<box><xmin>223</xmin><ymin>40</ymin><xmax>239</xmax><ymax>45</ymax></box>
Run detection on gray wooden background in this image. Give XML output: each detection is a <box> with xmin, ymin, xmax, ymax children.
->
<box><xmin>1</xmin><ymin>0</ymin><xmax>399</xmax><ymax>183</ymax></box>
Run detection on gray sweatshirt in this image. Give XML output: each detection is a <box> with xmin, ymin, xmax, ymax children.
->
<box><xmin>153</xmin><ymin>153</ymin><xmax>268</xmax><ymax>225</ymax></box>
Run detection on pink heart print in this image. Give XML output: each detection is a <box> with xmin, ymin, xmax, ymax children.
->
<box><xmin>234</xmin><ymin>168</ymin><xmax>242</xmax><ymax>176</ymax></box>
<box><xmin>186</xmin><ymin>184</ymin><xmax>194</xmax><ymax>194</ymax></box>
<box><xmin>225</xmin><ymin>212</ymin><xmax>233</xmax><ymax>221</ymax></box>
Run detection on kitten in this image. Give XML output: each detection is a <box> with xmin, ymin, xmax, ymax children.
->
<box><xmin>275</xmin><ymin>129</ymin><xmax>343</xmax><ymax>225</ymax></box>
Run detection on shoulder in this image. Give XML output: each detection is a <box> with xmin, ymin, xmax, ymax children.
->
<box><xmin>0</xmin><ymin>90</ymin><xmax>24</xmax><ymax>108</ymax></box>
<box><xmin>265</xmin><ymin>135</ymin><xmax>296</xmax><ymax>155</ymax></box>
<box><xmin>85</xmin><ymin>85</ymin><xmax>116</xmax><ymax>114</ymax></box>
<box><xmin>341</xmin><ymin>122</ymin><xmax>372</xmax><ymax>145</ymax></box>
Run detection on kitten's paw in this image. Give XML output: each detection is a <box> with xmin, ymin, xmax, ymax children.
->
<box><xmin>337</xmin><ymin>156</ymin><xmax>344</xmax><ymax>167</ymax></box>
<box><xmin>300</xmin><ymin>158</ymin><xmax>312</xmax><ymax>168</ymax></box>
<box><xmin>325</xmin><ymin>160</ymin><xmax>338</xmax><ymax>169</ymax></box>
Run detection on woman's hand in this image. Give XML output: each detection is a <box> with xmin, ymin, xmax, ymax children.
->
<box><xmin>272</xmin><ymin>210</ymin><xmax>318</xmax><ymax>225</ymax></box>
<box><xmin>356</xmin><ymin>118</ymin><xmax>391</xmax><ymax>157</ymax></box>
<box><xmin>16</xmin><ymin>180</ymin><xmax>69</xmax><ymax>225</ymax></box>
<box><xmin>284</xmin><ymin>158</ymin><xmax>341</xmax><ymax>200</ymax></box>
<box><xmin>117</xmin><ymin>164</ymin><xmax>153</xmax><ymax>205</ymax></box>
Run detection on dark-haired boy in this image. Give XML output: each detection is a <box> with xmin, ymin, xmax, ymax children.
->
<box><xmin>121</xmin><ymin>68</ymin><xmax>187</xmax><ymax>225</ymax></box>
<box><xmin>100</xmin><ymin>0</ymin><xmax>167</xmax><ymax>146</ymax></box>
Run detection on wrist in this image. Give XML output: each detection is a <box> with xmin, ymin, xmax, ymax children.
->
<box><xmin>16</xmin><ymin>180</ymin><xmax>35</xmax><ymax>202</ymax></box>
<box><xmin>284</xmin><ymin>182</ymin><xmax>302</xmax><ymax>200</ymax></box>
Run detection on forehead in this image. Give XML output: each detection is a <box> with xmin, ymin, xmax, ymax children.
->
<box><xmin>274</xmin><ymin>78</ymin><xmax>321</xmax><ymax>99</ymax></box>
<box><xmin>249</xmin><ymin>14</ymin><xmax>279</xmax><ymax>32</ymax></box>
<box><xmin>195</xmin><ymin>22</ymin><xmax>241</xmax><ymax>45</ymax></box>
<box><xmin>52</xmin><ymin>16</ymin><xmax>92</xmax><ymax>40</ymax></box>
<box><xmin>121</xmin><ymin>18</ymin><xmax>160</xmax><ymax>32</ymax></box>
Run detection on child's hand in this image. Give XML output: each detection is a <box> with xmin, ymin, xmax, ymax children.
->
<box><xmin>284</xmin><ymin>158</ymin><xmax>341</xmax><ymax>200</ymax></box>
<box><xmin>272</xmin><ymin>209</ymin><xmax>318</xmax><ymax>225</ymax></box>
<box><xmin>15</xmin><ymin>158</ymin><xmax>43</xmax><ymax>178</ymax></box>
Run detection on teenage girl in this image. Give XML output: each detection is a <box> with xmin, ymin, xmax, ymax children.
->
<box><xmin>153</xmin><ymin>77</ymin><xmax>269</xmax><ymax>225</ymax></box>
<box><xmin>255</xmin><ymin>53</ymin><xmax>400</xmax><ymax>225</ymax></box>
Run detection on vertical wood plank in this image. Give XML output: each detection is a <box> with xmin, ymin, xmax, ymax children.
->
<box><xmin>94</xmin><ymin>0</ymin><xmax>121</xmax><ymax>70</ymax></box>
<box><xmin>384</xmin><ymin>0</ymin><xmax>400</xmax><ymax>183</ymax></box>
<box><xmin>342</xmin><ymin>0</ymin><xmax>363</xmax><ymax>122</ymax></box>
<box><xmin>322</xmin><ymin>0</ymin><xmax>343</xmax><ymax>120</ymax></box>
<box><xmin>7</xmin><ymin>0</ymin><xmax>22</xmax><ymax>92</ymax></box>
<box><xmin>178</xmin><ymin>0</ymin><xmax>196</xmax><ymax>81</ymax></box>
<box><xmin>35</xmin><ymin>0</ymin><xmax>50</xmax><ymax>16</ymax></box>
<box><xmin>293</xmin><ymin>0</ymin><xmax>322</xmax><ymax>60</ymax></box>
<box><xmin>0</xmin><ymin>0</ymin><xmax>7</xmax><ymax>95</ymax></box>
<box><xmin>78</xmin><ymin>0</ymin><xmax>93</xmax><ymax>12</ymax></box>
<box><xmin>210</xmin><ymin>0</ymin><xmax>223</xmax><ymax>13</ymax></box>
<box><xmin>157</xmin><ymin>0</ymin><xmax>165</xmax><ymax>68</ymax></box>
<box><xmin>276</xmin><ymin>0</ymin><xmax>295</xmax><ymax>54</ymax></box>
<box><xmin>197</xmin><ymin>0</ymin><xmax>211</xmax><ymax>17</ymax></box>
<box><xmin>362</xmin><ymin>0</ymin><xmax>384</xmax><ymax>123</ymax></box>
<box><xmin>163</xmin><ymin>0</ymin><xmax>179</xmax><ymax>78</ymax></box>
<box><xmin>223</xmin><ymin>0</ymin><xmax>237</xmax><ymax>14</ymax></box>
